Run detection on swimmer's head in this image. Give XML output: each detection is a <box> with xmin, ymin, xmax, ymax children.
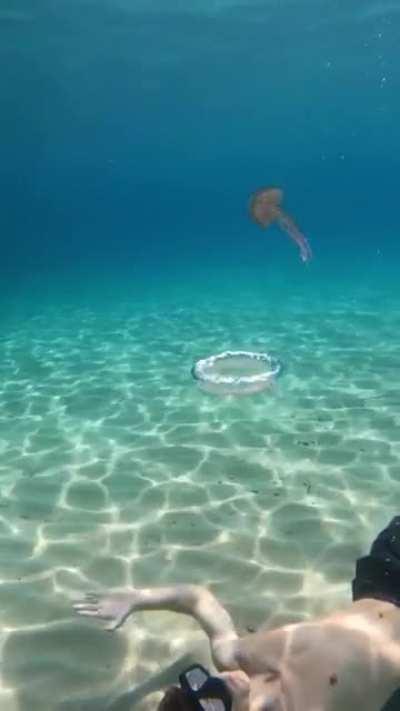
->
<box><xmin>157</xmin><ymin>685</ymin><xmax>194</xmax><ymax>711</ymax></box>
<box><xmin>158</xmin><ymin>665</ymin><xmax>251</xmax><ymax>711</ymax></box>
<box><xmin>160</xmin><ymin>664</ymin><xmax>288</xmax><ymax>711</ymax></box>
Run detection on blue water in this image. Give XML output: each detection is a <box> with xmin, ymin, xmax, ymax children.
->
<box><xmin>1</xmin><ymin>1</ymin><xmax>400</xmax><ymax>709</ymax></box>
<box><xmin>2</xmin><ymin>0</ymin><xmax>400</xmax><ymax>282</ymax></box>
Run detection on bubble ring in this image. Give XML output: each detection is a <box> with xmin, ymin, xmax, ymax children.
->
<box><xmin>191</xmin><ymin>350</ymin><xmax>281</xmax><ymax>394</ymax></box>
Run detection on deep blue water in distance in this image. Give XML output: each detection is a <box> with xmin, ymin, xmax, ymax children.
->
<box><xmin>1</xmin><ymin>0</ymin><xmax>399</xmax><ymax>289</ymax></box>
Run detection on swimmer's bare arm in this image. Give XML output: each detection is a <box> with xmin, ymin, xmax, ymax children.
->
<box><xmin>73</xmin><ymin>585</ymin><xmax>240</xmax><ymax>670</ymax></box>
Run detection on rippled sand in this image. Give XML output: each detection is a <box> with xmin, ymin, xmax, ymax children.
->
<box><xmin>0</xmin><ymin>281</ymin><xmax>399</xmax><ymax>709</ymax></box>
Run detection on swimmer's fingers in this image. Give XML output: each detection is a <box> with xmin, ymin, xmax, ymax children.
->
<box><xmin>74</xmin><ymin>591</ymin><xmax>134</xmax><ymax>631</ymax></box>
<box><xmin>73</xmin><ymin>604</ymin><xmax>106</xmax><ymax>618</ymax></box>
<box><xmin>73</xmin><ymin>606</ymin><xmax>117</xmax><ymax>631</ymax></box>
<box><xmin>73</xmin><ymin>602</ymin><xmax>113</xmax><ymax>621</ymax></box>
<box><xmin>73</xmin><ymin>602</ymin><xmax>121</xmax><ymax>631</ymax></box>
<box><xmin>72</xmin><ymin>592</ymin><xmax>103</xmax><ymax>613</ymax></box>
<box><xmin>73</xmin><ymin>602</ymin><xmax>100</xmax><ymax>614</ymax></box>
<box><xmin>103</xmin><ymin>619</ymin><xmax>121</xmax><ymax>632</ymax></box>
<box><xmin>84</xmin><ymin>592</ymin><xmax>101</xmax><ymax>604</ymax></box>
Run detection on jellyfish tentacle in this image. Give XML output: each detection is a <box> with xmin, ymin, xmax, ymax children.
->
<box><xmin>248</xmin><ymin>186</ymin><xmax>312</xmax><ymax>263</ymax></box>
<box><xmin>276</xmin><ymin>210</ymin><xmax>312</xmax><ymax>263</ymax></box>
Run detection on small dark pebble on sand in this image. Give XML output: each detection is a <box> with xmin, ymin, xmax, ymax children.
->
<box><xmin>329</xmin><ymin>674</ymin><xmax>338</xmax><ymax>686</ymax></box>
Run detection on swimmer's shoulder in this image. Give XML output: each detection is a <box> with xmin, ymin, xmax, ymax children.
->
<box><xmin>347</xmin><ymin>598</ymin><xmax>400</xmax><ymax>647</ymax></box>
<box><xmin>237</xmin><ymin>621</ymin><xmax>315</xmax><ymax>674</ymax></box>
<box><xmin>315</xmin><ymin>600</ymin><xmax>400</xmax><ymax>673</ymax></box>
<box><xmin>237</xmin><ymin>601</ymin><xmax>400</xmax><ymax>673</ymax></box>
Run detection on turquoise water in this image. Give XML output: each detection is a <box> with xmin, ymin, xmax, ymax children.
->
<box><xmin>1</xmin><ymin>269</ymin><xmax>400</xmax><ymax>709</ymax></box>
<box><xmin>1</xmin><ymin>0</ymin><xmax>400</xmax><ymax>708</ymax></box>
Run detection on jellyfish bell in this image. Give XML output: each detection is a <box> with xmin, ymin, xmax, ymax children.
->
<box><xmin>249</xmin><ymin>185</ymin><xmax>312</xmax><ymax>263</ymax></box>
<box><xmin>249</xmin><ymin>187</ymin><xmax>283</xmax><ymax>227</ymax></box>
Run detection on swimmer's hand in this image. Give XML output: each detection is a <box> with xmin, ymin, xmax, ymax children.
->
<box><xmin>73</xmin><ymin>590</ymin><xmax>139</xmax><ymax>631</ymax></box>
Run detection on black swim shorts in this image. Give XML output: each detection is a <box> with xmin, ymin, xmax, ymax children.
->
<box><xmin>352</xmin><ymin>516</ymin><xmax>400</xmax><ymax>606</ymax></box>
<box><xmin>353</xmin><ymin>517</ymin><xmax>400</xmax><ymax>710</ymax></box>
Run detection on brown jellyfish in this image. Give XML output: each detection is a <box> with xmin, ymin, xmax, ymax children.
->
<box><xmin>249</xmin><ymin>186</ymin><xmax>312</xmax><ymax>263</ymax></box>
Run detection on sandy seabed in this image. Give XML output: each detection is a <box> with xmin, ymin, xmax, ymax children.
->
<box><xmin>0</xmin><ymin>284</ymin><xmax>399</xmax><ymax>710</ymax></box>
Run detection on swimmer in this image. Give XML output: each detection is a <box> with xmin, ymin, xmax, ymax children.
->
<box><xmin>74</xmin><ymin>517</ymin><xmax>400</xmax><ymax>710</ymax></box>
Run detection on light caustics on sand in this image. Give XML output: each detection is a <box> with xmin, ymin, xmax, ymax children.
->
<box><xmin>249</xmin><ymin>187</ymin><xmax>312</xmax><ymax>263</ymax></box>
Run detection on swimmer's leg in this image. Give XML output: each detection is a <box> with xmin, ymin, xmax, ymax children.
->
<box><xmin>73</xmin><ymin>585</ymin><xmax>240</xmax><ymax>670</ymax></box>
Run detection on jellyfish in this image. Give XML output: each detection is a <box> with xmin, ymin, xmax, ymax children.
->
<box><xmin>249</xmin><ymin>186</ymin><xmax>312</xmax><ymax>263</ymax></box>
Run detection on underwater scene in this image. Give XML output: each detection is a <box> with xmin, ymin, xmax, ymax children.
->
<box><xmin>1</xmin><ymin>0</ymin><xmax>400</xmax><ymax>709</ymax></box>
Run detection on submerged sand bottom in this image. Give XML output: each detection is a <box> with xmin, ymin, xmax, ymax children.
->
<box><xmin>0</xmin><ymin>281</ymin><xmax>399</xmax><ymax>710</ymax></box>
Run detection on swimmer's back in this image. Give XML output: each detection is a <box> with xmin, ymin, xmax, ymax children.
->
<box><xmin>237</xmin><ymin>598</ymin><xmax>400</xmax><ymax>711</ymax></box>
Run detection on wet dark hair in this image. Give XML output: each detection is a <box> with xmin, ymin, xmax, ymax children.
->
<box><xmin>157</xmin><ymin>686</ymin><xmax>194</xmax><ymax>711</ymax></box>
